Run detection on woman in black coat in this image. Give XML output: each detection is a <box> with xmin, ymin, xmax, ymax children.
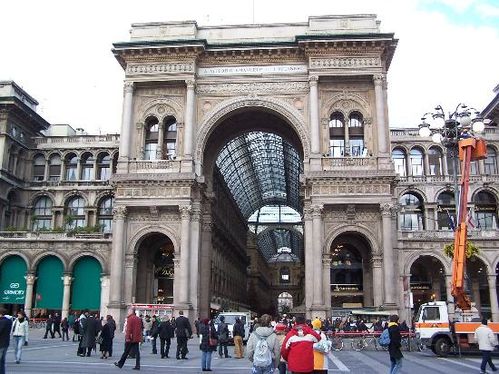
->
<box><xmin>387</xmin><ymin>314</ymin><xmax>403</xmax><ymax>373</ymax></box>
<box><xmin>99</xmin><ymin>316</ymin><xmax>114</xmax><ymax>359</ymax></box>
<box><xmin>199</xmin><ymin>319</ymin><xmax>218</xmax><ymax>372</ymax></box>
<box><xmin>158</xmin><ymin>316</ymin><xmax>175</xmax><ymax>358</ymax></box>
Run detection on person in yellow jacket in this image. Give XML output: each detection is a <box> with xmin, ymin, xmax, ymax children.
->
<box><xmin>311</xmin><ymin>318</ymin><xmax>331</xmax><ymax>374</ymax></box>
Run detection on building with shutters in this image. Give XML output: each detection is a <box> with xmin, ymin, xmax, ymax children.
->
<box><xmin>0</xmin><ymin>15</ymin><xmax>498</xmax><ymax>323</ymax></box>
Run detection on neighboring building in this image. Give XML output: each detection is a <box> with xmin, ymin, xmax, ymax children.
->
<box><xmin>0</xmin><ymin>16</ymin><xmax>497</xmax><ymax>324</ymax></box>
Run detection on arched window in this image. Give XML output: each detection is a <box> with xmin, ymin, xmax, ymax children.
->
<box><xmin>428</xmin><ymin>147</ymin><xmax>443</xmax><ymax>176</ymax></box>
<box><xmin>329</xmin><ymin>111</ymin><xmax>345</xmax><ymax>157</ymax></box>
<box><xmin>33</xmin><ymin>154</ymin><xmax>46</xmax><ymax>181</ymax></box>
<box><xmin>392</xmin><ymin>148</ymin><xmax>407</xmax><ymax>176</ymax></box>
<box><xmin>474</xmin><ymin>191</ymin><xmax>497</xmax><ymax>230</ymax></box>
<box><xmin>144</xmin><ymin>117</ymin><xmax>159</xmax><ymax>160</ymax></box>
<box><xmin>65</xmin><ymin>153</ymin><xmax>78</xmax><ymax>181</ymax></box>
<box><xmin>437</xmin><ymin>191</ymin><xmax>456</xmax><ymax>230</ymax></box>
<box><xmin>97</xmin><ymin>153</ymin><xmax>111</xmax><ymax>180</ymax></box>
<box><xmin>280</xmin><ymin>266</ymin><xmax>290</xmax><ymax>283</ymax></box>
<box><xmin>484</xmin><ymin>147</ymin><xmax>497</xmax><ymax>175</ymax></box>
<box><xmin>65</xmin><ymin>196</ymin><xmax>86</xmax><ymax>229</ymax></box>
<box><xmin>98</xmin><ymin>196</ymin><xmax>114</xmax><ymax>233</ymax></box>
<box><xmin>399</xmin><ymin>193</ymin><xmax>424</xmax><ymax>230</ymax></box>
<box><xmin>164</xmin><ymin>117</ymin><xmax>177</xmax><ymax>160</ymax></box>
<box><xmin>32</xmin><ymin>196</ymin><xmax>52</xmax><ymax>230</ymax></box>
<box><xmin>80</xmin><ymin>153</ymin><xmax>94</xmax><ymax>180</ymax></box>
<box><xmin>48</xmin><ymin>154</ymin><xmax>61</xmax><ymax>181</ymax></box>
<box><xmin>349</xmin><ymin>112</ymin><xmax>365</xmax><ymax>157</ymax></box>
<box><xmin>410</xmin><ymin>148</ymin><xmax>424</xmax><ymax>176</ymax></box>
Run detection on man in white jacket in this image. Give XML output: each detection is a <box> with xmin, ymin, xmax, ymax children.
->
<box><xmin>474</xmin><ymin>318</ymin><xmax>498</xmax><ymax>374</ymax></box>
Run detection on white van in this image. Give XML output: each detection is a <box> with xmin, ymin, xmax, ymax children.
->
<box><xmin>214</xmin><ymin>312</ymin><xmax>251</xmax><ymax>343</ymax></box>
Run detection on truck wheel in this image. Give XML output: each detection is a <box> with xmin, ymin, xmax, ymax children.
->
<box><xmin>433</xmin><ymin>337</ymin><xmax>451</xmax><ymax>357</ymax></box>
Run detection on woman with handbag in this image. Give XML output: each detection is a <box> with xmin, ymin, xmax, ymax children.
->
<box><xmin>199</xmin><ymin>318</ymin><xmax>218</xmax><ymax>372</ymax></box>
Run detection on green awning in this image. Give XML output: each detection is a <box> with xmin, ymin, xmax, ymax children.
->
<box><xmin>71</xmin><ymin>257</ymin><xmax>102</xmax><ymax>310</ymax></box>
<box><xmin>35</xmin><ymin>256</ymin><xmax>63</xmax><ymax>309</ymax></box>
<box><xmin>0</xmin><ymin>256</ymin><xmax>27</xmax><ymax>304</ymax></box>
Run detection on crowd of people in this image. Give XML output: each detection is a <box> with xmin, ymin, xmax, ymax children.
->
<box><xmin>0</xmin><ymin>307</ymin><xmax>497</xmax><ymax>374</ymax></box>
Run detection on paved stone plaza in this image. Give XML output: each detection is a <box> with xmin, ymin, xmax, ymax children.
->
<box><xmin>3</xmin><ymin>328</ymin><xmax>495</xmax><ymax>373</ymax></box>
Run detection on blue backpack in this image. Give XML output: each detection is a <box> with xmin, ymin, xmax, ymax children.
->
<box><xmin>378</xmin><ymin>328</ymin><xmax>391</xmax><ymax>347</ymax></box>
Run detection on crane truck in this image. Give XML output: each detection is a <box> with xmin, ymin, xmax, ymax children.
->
<box><xmin>414</xmin><ymin>137</ymin><xmax>499</xmax><ymax>356</ymax></box>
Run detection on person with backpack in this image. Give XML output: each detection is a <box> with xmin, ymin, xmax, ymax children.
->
<box><xmin>386</xmin><ymin>314</ymin><xmax>403</xmax><ymax>374</ymax></box>
<box><xmin>217</xmin><ymin>315</ymin><xmax>231</xmax><ymax>358</ymax></box>
<box><xmin>246</xmin><ymin>314</ymin><xmax>281</xmax><ymax>374</ymax></box>
<box><xmin>281</xmin><ymin>315</ymin><xmax>321</xmax><ymax>374</ymax></box>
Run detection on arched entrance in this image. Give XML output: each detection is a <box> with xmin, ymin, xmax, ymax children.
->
<box><xmin>330</xmin><ymin>233</ymin><xmax>373</xmax><ymax>310</ymax></box>
<box><xmin>409</xmin><ymin>255</ymin><xmax>446</xmax><ymax>313</ymax></box>
<box><xmin>70</xmin><ymin>256</ymin><xmax>102</xmax><ymax>312</ymax></box>
<box><xmin>467</xmin><ymin>257</ymin><xmax>490</xmax><ymax>317</ymax></box>
<box><xmin>200</xmin><ymin>107</ymin><xmax>305</xmax><ymax>316</ymax></box>
<box><xmin>135</xmin><ymin>233</ymin><xmax>175</xmax><ymax>305</ymax></box>
<box><xmin>0</xmin><ymin>255</ymin><xmax>27</xmax><ymax>314</ymax></box>
<box><xmin>33</xmin><ymin>256</ymin><xmax>64</xmax><ymax>317</ymax></box>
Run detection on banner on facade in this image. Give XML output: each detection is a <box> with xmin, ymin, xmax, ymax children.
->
<box><xmin>1</xmin><ymin>282</ymin><xmax>25</xmax><ymax>304</ymax></box>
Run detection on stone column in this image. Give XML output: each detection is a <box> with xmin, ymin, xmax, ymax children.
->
<box><xmin>92</xmin><ymin>156</ymin><xmax>98</xmax><ymax>180</ymax></box>
<box><xmin>374</xmin><ymin>74</ymin><xmax>388</xmax><ymax>155</ymax></box>
<box><xmin>75</xmin><ymin>157</ymin><xmax>82</xmax><ymax>180</ymax></box>
<box><xmin>157</xmin><ymin>123</ymin><xmax>165</xmax><ymax>159</ymax></box>
<box><xmin>189</xmin><ymin>203</ymin><xmax>201</xmax><ymax>316</ymax></box>
<box><xmin>372</xmin><ymin>256</ymin><xmax>383</xmax><ymax>307</ymax></box>
<box><xmin>118</xmin><ymin>82</ymin><xmax>134</xmax><ymax>161</ymax></box>
<box><xmin>108</xmin><ymin>206</ymin><xmax>127</xmax><ymax>314</ymax></box>
<box><xmin>100</xmin><ymin>275</ymin><xmax>110</xmax><ymax>318</ymax></box>
<box><xmin>487</xmin><ymin>274</ymin><xmax>499</xmax><ymax>322</ymax></box>
<box><xmin>43</xmin><ymin>159</ymin><xmax>49</xmax><ymax>181</ymax></box>
<box><xmin>312</xmin><ymin>205</ymin><xmax>324</xmax><ymax>308</ymax></box>
<box><xmin>445</xmin><ymin>274</ymin><xmax>455</xmax><ymax>321</ymax></box>
<box><xmin>177</xmin><ymin>205</ymin><xmax>191</xmax><ymax>308</ymax></box>
<box><xmin>199</xmin><ymin>219</ymin><xmax>213</xmax><ymax>319</ymax></box>
<box><xmin>24</xmin><ymin>273</ymin><xmax>36</xmax><ymax>318</ymax></box>
<box><xmin>309</xmin><ymin>76</ymin><xmax>320</xmax><ymax>156</ymax></box>
<box><xmin>61</xmin><ymin>273</ymin><xmax>72</xmax><ymax>319</ymax></box>
<box><xmin>183</xmin><ymin>80</ymin><xmax>196</xmax><ymax>159</ymax></box>
<box><xmin>322</xmin><ymin>255</ymin><xmax>332</xmax><ymax>315</ymax></box>
<box><xmin>303</xmin><ymin>206</ymin><xmax>314</xmax><ymax>317</ymax></box>
<box><xmin>172</xmin><ymin>258</ymin><xmax>180</xmax><ymax>307</ymax></box>
<box><xmin>381</xmin><ymin>203</ymin><xmax>396</xmax><ymax>306</ymax></box>
<box><xmin>472</xmin><ymin>281</ymin><xmax>481</xmax><ymax>311</ymax></box>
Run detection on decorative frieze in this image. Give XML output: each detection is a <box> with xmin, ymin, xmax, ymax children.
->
<box><xmin>126</xmin><ymin>62</ymin><xmax>195</xmax><ymax>75</ymax></box>
<box><xmin>310</xmin><ymin>182</ymin><xmax>391</xmax><ymax>196</ymax></box>
<box><xmin>310</xmin><ymin>56</ymin><xmax>381</xmax><ymax>69</ymax></box>
<box><xmin>196</xmin><ymin>82</ymin><xmax>309</xmax><ymax>95</ymax></box>
<box><xmin>116</xmin><ymin>186</ymin><xmax>191</xmax><ymax>199</ymax></box>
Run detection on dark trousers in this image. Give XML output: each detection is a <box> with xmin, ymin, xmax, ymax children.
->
<box><xmin>53</xmin><ymin>327</ymin><xmax>62</xmax><ymax>338</ymax></box>
<box><xmin>117</xmin><ymin>342</ymin><xmax>140</xmax><ymax>369</ymax></box>
<box><xmin>43</xmin><ymin>328</ymin><xmax>54</xmax><ymax>339</ymax></box>
<box><xmin>176</xmin><ymin>337</ymin><xmax>188</xmax><ymax>358</ymax></box>
<box><xmin>0</xmin><ymin>347</ymin><xmax>7</xmax><ymax>374</ymax></box>
<box><xmin>62</xmin><ymin>329</ymin><xmax>69</xmax><ymax>341</ymax></box>
<box><xmin>151</xmin><ymin>337</ymin><xmax>157</xmax><ymax>353</ymax></box>
<box><xmin>218</xmin><ymin>342</ymin><xmax>229</xmax><ymax>357</ymax></box>
<box><xmin>278</xmin><ymin>362</ymin><xmax>287</xmax><ymax>374</ymax></box>
<box><xmin>480</xmin><ymin>350</ymin><xmax>497</xmax><ymax>372</ymax></box>
<box><xmin>160</xmin><ymin>338</ymin><xmax>171</xmax><ymax>358</ymax></box>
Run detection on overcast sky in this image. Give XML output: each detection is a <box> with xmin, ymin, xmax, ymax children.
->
<box><xmin>1</xmin><ymin>0</ymin><xmax>498</xmax><ymax>134</ymax></box>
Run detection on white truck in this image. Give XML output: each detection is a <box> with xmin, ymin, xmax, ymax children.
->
<box><xmin>415</xmin><ymin>301</ymin><xmax>499</xmax><ymax>356</ymax></box>
<box><xmin>214</xmin><ymin>311</ymin><xmax>251</xmax><ymax>343</ymax></box>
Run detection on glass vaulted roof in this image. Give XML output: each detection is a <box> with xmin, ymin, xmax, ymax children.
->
<box><xmin>216</xmin><ymin>131</ymin><xmax>303</xmax><ymax>218</ymax></box>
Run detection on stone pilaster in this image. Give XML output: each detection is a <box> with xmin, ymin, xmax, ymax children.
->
<box><xmin>303</xmin><ymin>205</ymin><xmax>314</xmax><ymax>318</ymax></box>
<box><xmin>177</xmin><ymin>205</ymin><xmax>191</xmax><ymax>308</ymax></box>
<box><xmin>381</xmin><ymin>203</ymin><xmax>396</xmax><ymax>307</ymax></box>
<box><xmin>445</xmin><ymin>274</ymin><xmax>455</xmax><ymax>321</ymax></box>
<box><xmin>118</xmin><ymin>82</ymin><xmax>134</xmax><ymax>162</ymax></box>
<box><xmin>322</xmin><ymin>255</ymin><xmax>332</xmax><ymax>316</ymax></box>
<box><xmin>488</xmin><ymin>274</ymin><xmax>499</xmax><ymax>322</ymax></box>
<box><xmin>189</xmin><ymin>203</ymin><xmax>201</xmax><ymax>317</ymax></box>
<box><xmin>157</xmin><ymin>122</ymin><xmax>165</xmax><ymax>159</ymax></box>
<box><xmin>108</xmin><ymin>206</ymin><xmax>127</xmax><ymax>317</ymax></box>
<box><xmin>61</xmin><ymin>273</ymin><xmax>73</xmax><ymax>319</ymax></box>
<box><xmin>182</xmin><ymin>80</ymin><xmax>196</xmax><ymax>172</ymax></box>
<box><xmin>24</xmin><ymin>273</ymin><xmax>36</xmax><ymax>318</ymax></box>
<box><xmin>371</xmin><ymin>256</ymin><xmax>383</xmax><ymax>307</ymax></box>
<box><xmin>374</xmin><ymin>74</ymin><xmax>388</xmax><ymax>156</ymax></box>
<box><xmin>199</xmin><ymin>219</ymin><xmax>213</xmax><ymax>319</ymax></box>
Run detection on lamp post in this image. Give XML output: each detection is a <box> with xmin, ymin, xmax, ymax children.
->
<box><xmin>418</xmin><ymin>104</ymin><xmax>485</xmax><ymax>216</ymax></box>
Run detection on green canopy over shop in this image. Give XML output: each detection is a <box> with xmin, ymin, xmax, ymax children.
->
<box><xmin>71</xmin><ymin>256</ymin><xmax>102</xmax><ymax>310</ymax></box>
<box><xmin>0</xmin><ymin>256</ymin><xmax>27</xmax><ymax>304</ymax></box>
<box><xmin>35</xmin><ymin>256</ymin><xmax>63</xmax><ymax>309</ymax></box>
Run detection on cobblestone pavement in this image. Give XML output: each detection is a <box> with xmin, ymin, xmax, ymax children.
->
<box><xmin>5</xmin><ymin>329</ymin><xmax>495</xmax><ymax>373</ymax></box>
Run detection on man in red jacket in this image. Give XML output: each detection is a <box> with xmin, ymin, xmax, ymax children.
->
<box><xmin>115</xmin><ymin>308</ymin><xmax>143</xmax><ymax>370</ymax></box>
<box><xmin>281</xmin><ymin>316</ymin><xmax>321</xmax><ymax>374</ymax></box>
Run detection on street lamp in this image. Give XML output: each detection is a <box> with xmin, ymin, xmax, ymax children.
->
<box><xmin>418</xmin><ymin>104</ymin><xmax>485</xmax><ymax>215</ymax></box>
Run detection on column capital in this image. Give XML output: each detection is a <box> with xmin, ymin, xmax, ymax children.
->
<box><xmin>311</xmin><ymin>204</ymin><xmax>323</xmax><ymax>218</ymax></box>
<box><xmin>380</xmin><ymin>203</ymin><xmax>395</xmax><ymax>217</ymax></box>
<box><xmin>371</xmin><ymin>255</ymin><xmax>383</xmax><ymax>267</ymax></box>
<box><xmin>179</xmin><ymin>205</ymin><xmax>191</xmax><ymax>220</ymax></box>
<box><xmin>322</xmin><ymin>255</ymin><xmax>332</xmax><ymax>267</ymax></box>
<box><xmin>487</xmin><ymin>273</ymin><xmax>497</xmax><ymax>281</ymax></box>
<box><xmin>24</xmin><ymin>273</ymin><xmax>37</xmax><ymax>284</ymax></box>
<box><xmin>112</xmin><ymin>206</ymin><xmax>127</xmax><ymax>220</ymax></box>
<box><xmin>123</xmin><ymin>81</ymin><xmax>134</xmax><ymax>94</ymax></box>
<box><xmin>136</xmin><ymin>121</ymin><xmax>144</xmax><ymax>129</ymax></box>
<box><xmin>62</xmin><ymin>274</ymin><xmax>73</xmax><ymax>285</ymax></box>
<box><xmin>186</xmin><ymin>79</ymin><xmax>196</xmax><ymax>89</ymax></box>
<box><xmin>308</xmin><ymin>75</ymin><xmax>319</xmax><ymax>86</ymax></box>
<box><xmin>373</xmin><ymin>73</ymin><xmax>386</xmax><ymax>85</ymax></box>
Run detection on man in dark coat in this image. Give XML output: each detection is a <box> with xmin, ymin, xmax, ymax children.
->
<box><xmin>217</xmin><ymin>315</ymin><xmax>231</xmax><ymax>358</ymax></box>
<box><xmin>387</xmin><ymin>314</ymin><xmax>403</xmax><ymax>373</ymax></box>
<box><xmin>159</xmin><ymin>316</ymin><xmax>175</xmax><ymax>358</ymax></box>
<box><xmin>43</xmin><ymin>314</ymin><xmax>54</xmax><ymax>339</ymax></box>
<box><xmin>175</xmin><ymin>311</ymin><xmax>192</xmax><ymax>359</ymax></box>
<box><xmin>0</xmin><ymin>308</ymin><xmax>13</xmax><ymax>374</ymax></box>
<box><xmin>115</xmin><ymin>308</ymin><xmax>142</xmax><ymax>370</ymax></box>
<box><xmin>53</xmin><ymin>312</ymin><xmax>62</xmax><ymax>338</ymax></box>
<box><xmin>80</xmin><ymin>311</ymin><xmax>98</xmax><ymax>357</ymax></box>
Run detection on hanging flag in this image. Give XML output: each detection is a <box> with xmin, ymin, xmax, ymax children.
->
<box><xmin>445</xmin><ymin>209</ymin><xmax>456</xmax><ymax>231</ymax></box>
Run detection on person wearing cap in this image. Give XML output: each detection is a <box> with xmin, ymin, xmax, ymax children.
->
<box><xmin>274</xmin><ymin>323</ymin><xmax>288</xmax><ymax>374</ymax></box>
<box><xmin>311</xmin><ymin>318</ymin><xmax>331</xmax><ymax>374</ymax></box>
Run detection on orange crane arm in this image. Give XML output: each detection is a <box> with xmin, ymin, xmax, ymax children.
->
<box><xmin>451</xmin><ymin>138</ymin><xmax>487</xmax><ymax>311</ymax></box>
